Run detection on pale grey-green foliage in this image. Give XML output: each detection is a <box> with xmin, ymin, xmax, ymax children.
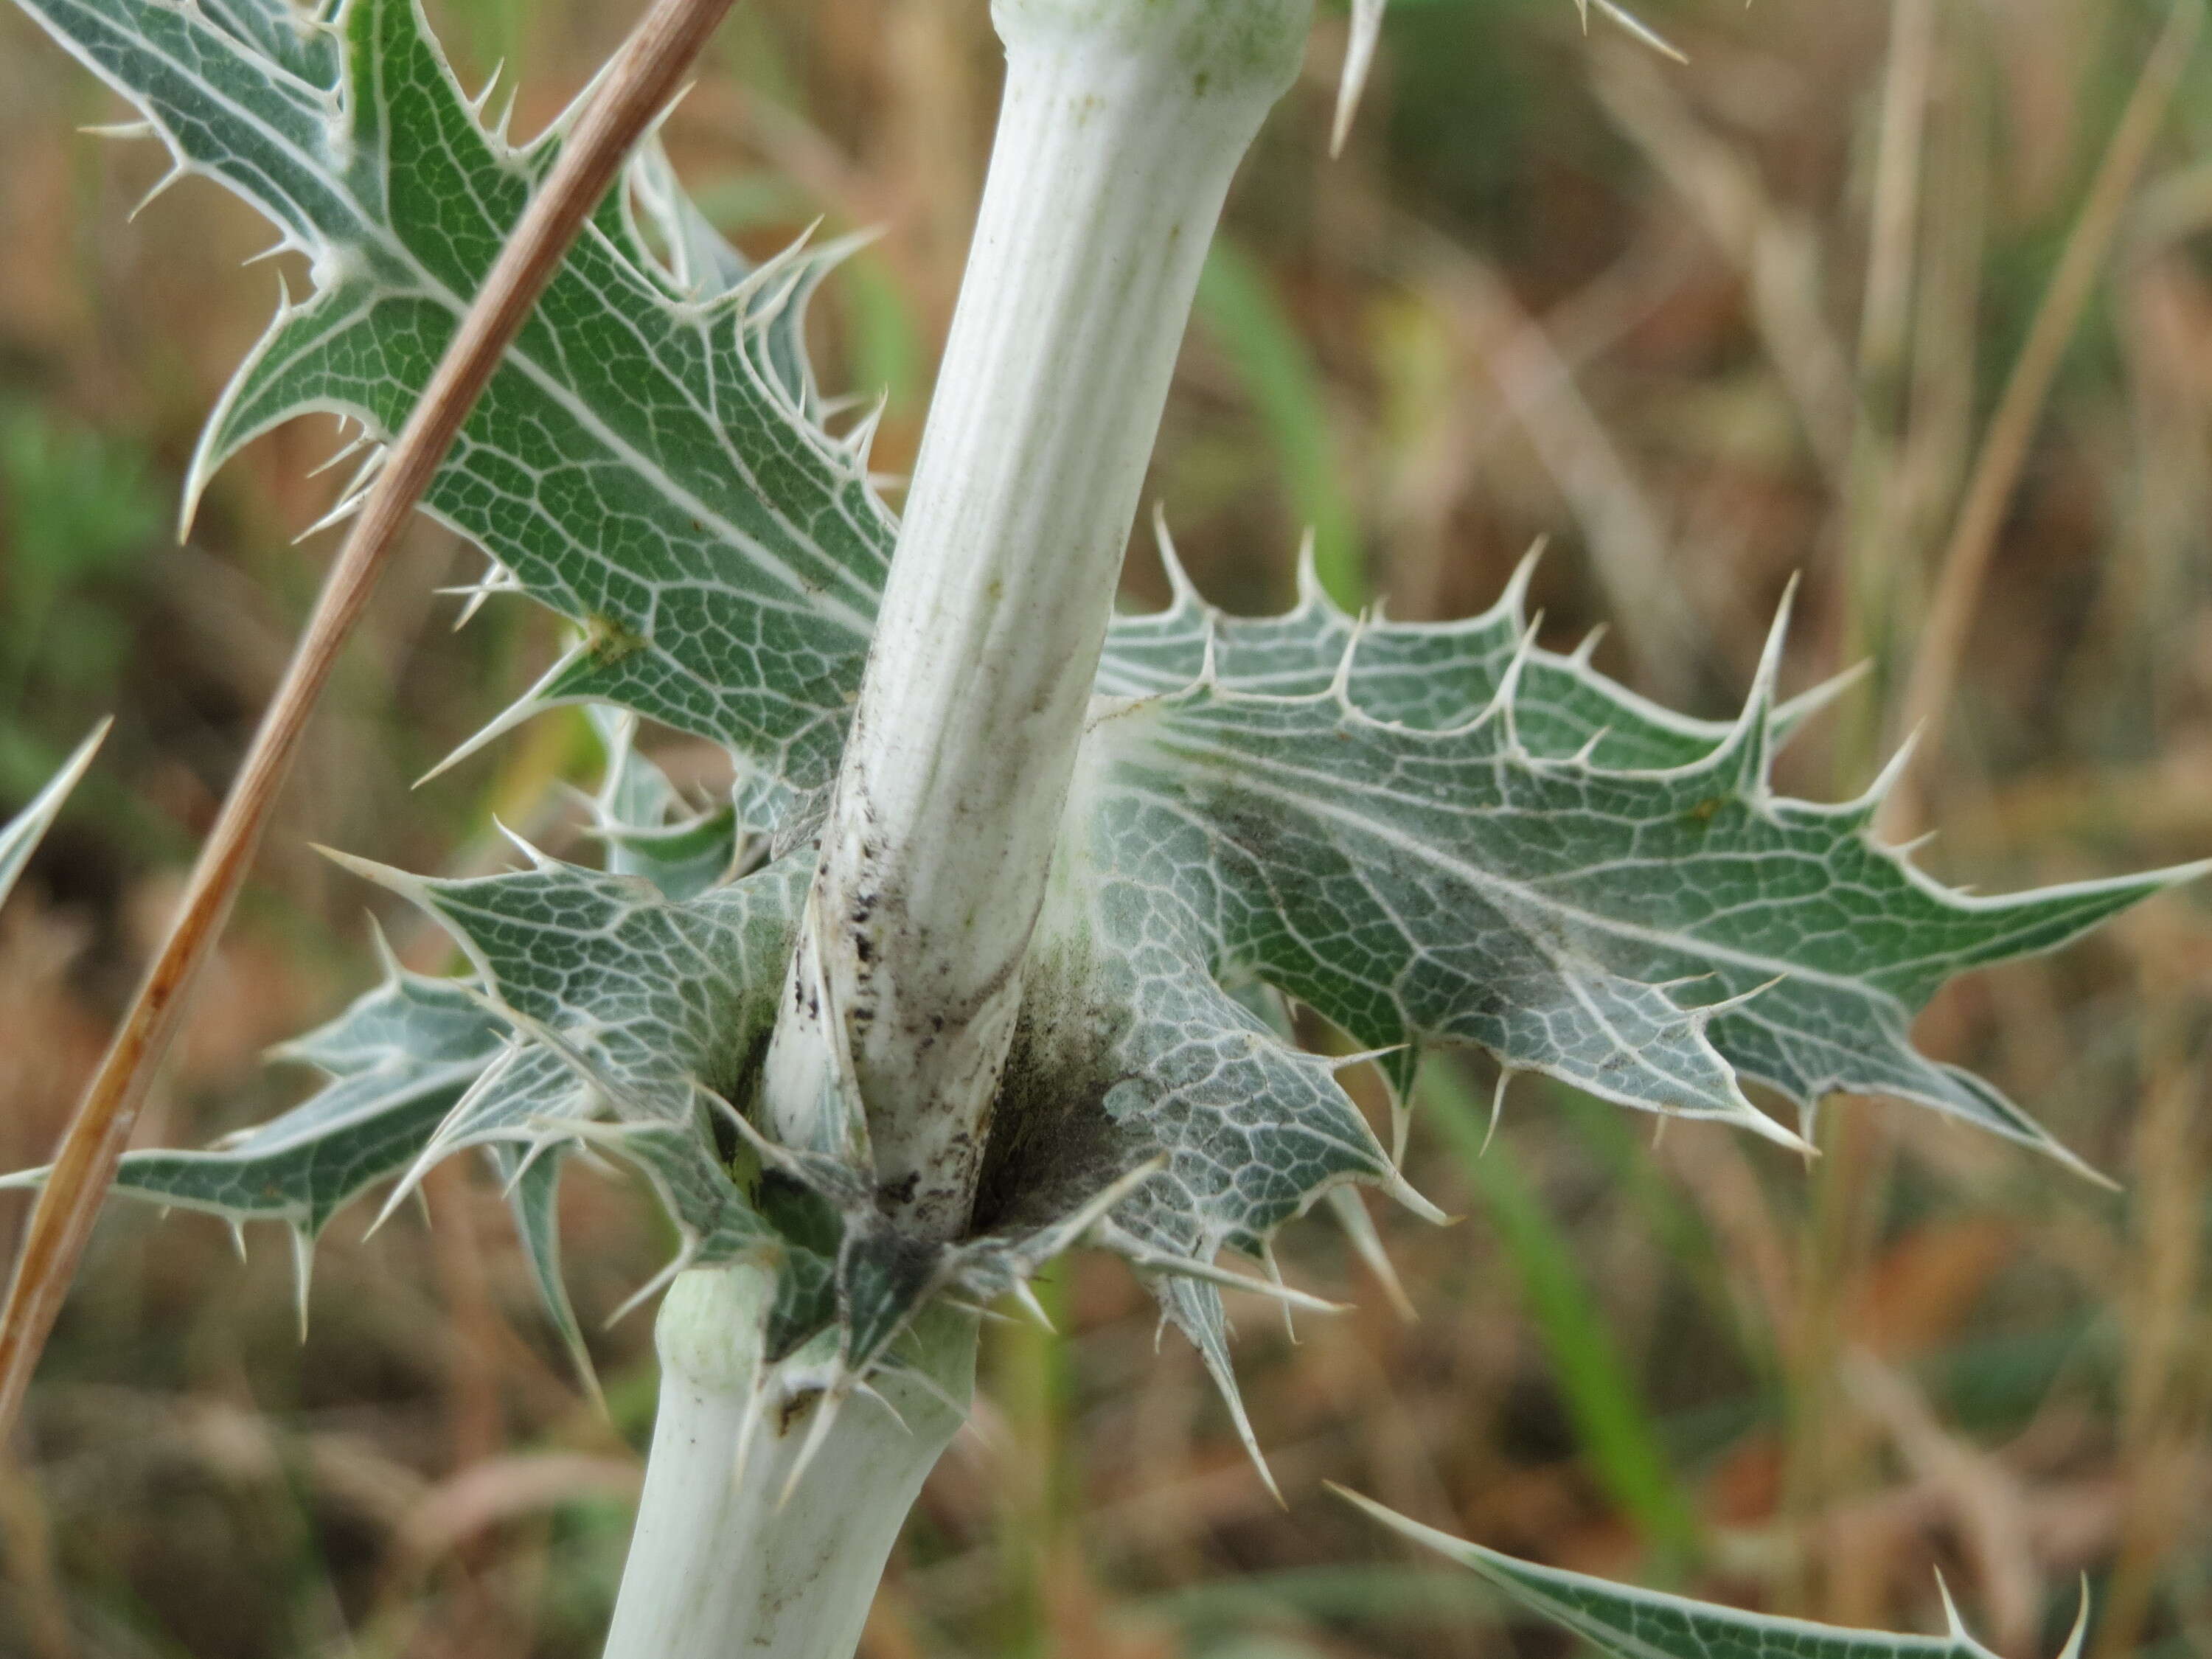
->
<box><xmin>0</xmin><ymin>725</ymin><xmax>105</xmax><ymax>912</ymax></box>
<box><xmin>10</xmin><ymin>0</ymin><xmax>2197</xmax><ymax>1534</ymax></box>
<box><xmin>62</xmin><ymin>963</ymin><xmax>499</xmax><ymax>1234</ymax></box>
<box><xmin>1336</xmin><ymin>1486</ymin><xmax>2087</xmax><ymax>1659</ymax></box>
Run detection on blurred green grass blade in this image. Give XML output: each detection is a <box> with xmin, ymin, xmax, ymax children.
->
<box><xmin>1421</xmin><ymin>1059</ymin><xmax>1700</xmax><ymax>1554</ymax></box>
<box><xmin>1196</xmin><ymin>239</ymin><xmax>1363</xmax><ymax>607</ymax></box>
<box><xmin>840</xmin><ymin>250</ymin><xmax>928</xmax><ymax>421</ymax></box>
<box><xmin>1558</xmin><ymin>1087</ymin><xmax>1778</xmax><ymax>1381</ymax></box>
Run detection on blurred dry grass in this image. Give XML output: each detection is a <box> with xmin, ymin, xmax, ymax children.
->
<box><xmin>1</xmin><ymin>0</ymin><xmax>2210</xmax><ymax>1654</ymax></box>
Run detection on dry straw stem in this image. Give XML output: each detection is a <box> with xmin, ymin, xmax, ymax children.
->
<box><xmin>1405</xmin><ymin>223</ymin><xmax>1705</xmax><ymax>700</ymax></box>
<box><xmin>1885</xmin><ymin>0</ymin><xmax>2202</xmax><ymax>830</ymax></box>
<box><xmin>0</xmin><ymin>0</ymin><xmax>740</xmax><ymax>1441</ymax></box>
<box><xmin>1591</xmin><ymin>45</ymin><xmax>1855</xmax><ymax>487</ymax></box>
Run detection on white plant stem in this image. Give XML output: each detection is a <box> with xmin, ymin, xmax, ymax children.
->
<box><xmin>766</xmin><ymin>0</ymin><xmax>1313</xmax><ymax>1239</ymax></box>
<box><xmin>602</xmin><ymin>1267</ymin><xmax>975</xmax><ymax>1659</ymax></box>
<box><xmin>608</xmin><ymin>10</ymin><xmax>1312</xmax><ymax>1653</ymax></box>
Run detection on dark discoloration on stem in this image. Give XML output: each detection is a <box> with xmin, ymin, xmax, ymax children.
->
<box><xmin>0</xmin><ymin>0</ymin><xmax>739</xmax><ymax>1441</ymax></box>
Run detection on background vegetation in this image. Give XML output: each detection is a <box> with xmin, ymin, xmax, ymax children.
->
<box><xmin>0</xmin><ymin>0</ymin><xmax>2208</xmax><ymax>1654</ymax></box>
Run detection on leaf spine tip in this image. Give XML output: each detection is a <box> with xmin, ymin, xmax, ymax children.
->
<box><xmin>1569</xmin><ymin>621</ymin><xmax>1607</xmax><ymax>667</ymax></box>
<box><xmin>848</xmin><ymin>1374</ymin><xmax>908</xmax><ymax>1435</ymax></box>
<box><xmin>1152</xmin><ymin>504</ymin><xmax>1201</xmax><ymax>606</ymax></box>
<box><xmin>881</xmin><ymin>1351</ymin><xmax>967</xmax><ymax>1421</ymax></box>
<box><xmin>1733</xmin><ymin>1095</ymin><xmax>1813</xmax><ymax>1156</ymax></box>
<box><xmin>1331</xmin><ymin>0</ymin><xmax>1388</xmax><ymax>156</ymax></box>
<box><xmin>726</xmin><ymin>216</ymin><xmax>825</xmax><ymax>313</ymax></box>
<box><xmin>1197</xmin><ymin>618</ymin><xmax>1222</xmax><ymax>689</ymax></box>
<box><xmin>1324</xmin><ymin>1042</ymin><xmax>1402</xmax><ymax>1076</ymax></box>
<box><xmin>127</xmin><ymin>159</ymin><xmax>187</xmax><ymax>222</ymax></box>
<box><xmin>1290</xmin><ymin>527</ymin><xmax>1336</xmax><ymax>619</ymax></box>
<box><xmin>1034</xmin><ymin>1154</ymin><xmax>1169</xmax><ymax>1259</ymax></box>
<box><xmin>728</xmin><ymin>1377</ymin><xmax>770</xmax><ymax>1486</ymax></box>
<box><xmin>1893</xmin><ymin>827</ymin><xmax>1939</xmax><ymax>860</ymax></box>
<box><xmin>1382</xmin><ymin>1165</ymin><xmax>1452</xmax><ymax>1227</ymax></box>
<box><xmin>364</xmin><ymin>912</ymin><xmax>407</xmax><ymax>981</ymax></box>
<box><xmin>1009</xmin><ymin>1277</ymin><xmax>1056</xmax><ymax>1332</ymax></box>
<box><xmin>497</xmin><ymin>1138</ymin><xmax>554</xmax><ymax>1198</ymax></box>
<box><xmin>1324</xmin><ymin>1187</ymin><xmax>1416</xmax><ymax>1321</ymax></box>
<box><xmin>1479</xmin><ymin>613</ymin><xmax>1543</xmax><ymax>750</ymax></box>
<box><xmin>2056</xmin><ymin>1576</ymin><xmax>2093</xmax><ymax>1659</ymax></box>
<box><xmin>467</xmin><ymin>60</ymin><xmax>505</xmax><ymax>116</ymax></box>
<box><xmin>1722</xmin><ymin>578</ymin><xmax>1795</xmax><ymax>797</ymax></box>
<box><xmin>1850</xmin><ymin>722</ymin><xmax>1924</xmax><ymax>824</ymax></box>
<box><xmin>1568</xmin><ymin>726</ymin><xmax>1610</xmax><ymax>767</ymax></box>
<box><xmin>366</xmin><ymin>1135</ymin><xmax>447</xmax><ymax>1242</ymax></box>
<box><xmin>1587</xmin><ymin>0</ymin><xmax>1690</xmax><ymax>63</ymax></box>
<box><xmin>305</xmin><ymin>427</ymin><xmax>378</xmax><ymax>481</ymax></box>
<box><xmin>1262</xmin><ymin>1242</ymin><xmax>1298</xmax><ymax>1343</ymax></box>
<box><xmin>313</xmin><ymin>842</ymin><xmax>428</xmax><ymax>902</ymax></box>
<box><xmin>839</xmin><ymin>391</ymin><xmax>890</xmax><ymax>469</ymax></box>
<box><xmin>775</xmin><ymin>1375</ymin><xmax>850</xmax><ymax>1509</ymax></box>
<box><xmin>416</xmin><ymin>638</ymin><xmax>588</xmax><ymax>785</ymax></box>
<box><xmin>1683</xmin><ymin>973</ymin><xmax>1782</xmax><ymax>1023</ymax></box>
<box><xmin>287</xmin><ymin>1224</ymin><xmax>316</xmax><ymax>1343</ymax></box>
<box><xmin>607</xmin><ymin>1245</ymin><xmax>695</xmax><ymax>1330</ymax></box>
<box><xmin>1500</xmin><ymin>536</ymin><xmax>1548</xmax><ymax>627</ymax></box>
<box><xmin>1111</xmin><ymin>1229</ymin><xmax>1346</xmax><ymax>1315</ymax></box>
<box><xmin>240</xmin><ymin>236</ymin><xmax>293</xmax><ymax>273</ymax></box>
<box><xmin>492</xmin><ymin>818</ymin><xmax>559</xmax><ymax>872</ymax></box>
<box><xmin>1775</xmin><ymin>655</ymin><xmax>1870</xmax><ymax>731</ymax></box>
<box><xmin>1327</xmin><ymin>613</ymin><xmax>1369</xmax><ymax>706</ymax></box>
<box><xmin>1935</xmin><ymin>1570</ymin><xmax>1972</xmax><ymax>1645</ymax></box>
<box><xmin>1484</xmin><ymin>1068</ymin><xmax>1511</xmax><ymax>1155</ymax></box>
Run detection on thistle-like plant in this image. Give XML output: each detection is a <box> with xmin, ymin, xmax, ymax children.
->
<box><xmin>1</xmin><ymin>0</ymin><xmax>2197</xmax><ymax>1655</ymax></box>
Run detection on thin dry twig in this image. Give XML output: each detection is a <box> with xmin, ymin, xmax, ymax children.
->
<box><xmin>1885</xmin><ymin>0</ymin><xmax>2202</xmax><ymax>828</ymax></box>
<box><xmin>0</xmin><ymin>0</ymin><xmax>740</xmax><ymax>1441</ymax></box>
<box><xmin>1836</xmin><ymin>1</ymin><xmax>1934</xmax><ymax>648</ymax></box>
<box><xmin>1590</xmin><ymin>44</ymin><xmax>1856</xmax><ymax>487</ymax></box>
<box><xmin>1407</xmin><ymin>225</ymin><xmax>1707</xmax><ymax>698</ymax></box>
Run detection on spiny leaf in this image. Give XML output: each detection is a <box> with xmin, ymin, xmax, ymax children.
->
<box><xmin>1099</xmin><ymin>539</ymin><xmax>1851</xmax><ymax>770</ymax></box>
<box><xmin>0</xmin><ymin>965</ymin><xmax>499</xmax><ymax>1233</ymax></box>
<box><xmin>20</xmin><ymin>0</ymin><xmax>893</xmax><ymax>799</ymax></box>
<box><xmin>1093</xmin><ymin>594</ymin><xmax>2197</xmax><ymax>1168</ymax></box>
<box><xmin>392</xmin><ymin>852</ymin><xmax>804</xmax><ymax>1125</ymax></box>
<box><xmin>18</xmin><ymin>0</ymin><xmax>1787</xmax><ymax>822</ymax></box>
<box><xmin>334</xmin><ymin>849</ymin><xmax>806</xmax><ymax>1255</ymax></box>
<box><xmin>23</xmin><ymin>0</ymin><xmax>2193</xmax><ymax>1453</ymax></box>
<box><xmin>1332</xmin><ymin>1486</ymin><xmax>2089</xmax><ymax>1659</ymax></box>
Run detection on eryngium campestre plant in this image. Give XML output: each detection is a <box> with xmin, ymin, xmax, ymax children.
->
<box><xmin>4</xmin><ymin>0</ymin><xmax>2197</xmax><ymax>1654</ymax></box>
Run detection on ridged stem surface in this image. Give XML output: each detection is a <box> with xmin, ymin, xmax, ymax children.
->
<box><xmin>765</xmin><ymin>0</ymin><xmax>1312</xmax><ymax>1238</ymax></box>
<box><xmin>602</xmin><ymin>1267</ymin><xmax>975</xmax><ymax>1659</ymax></box>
